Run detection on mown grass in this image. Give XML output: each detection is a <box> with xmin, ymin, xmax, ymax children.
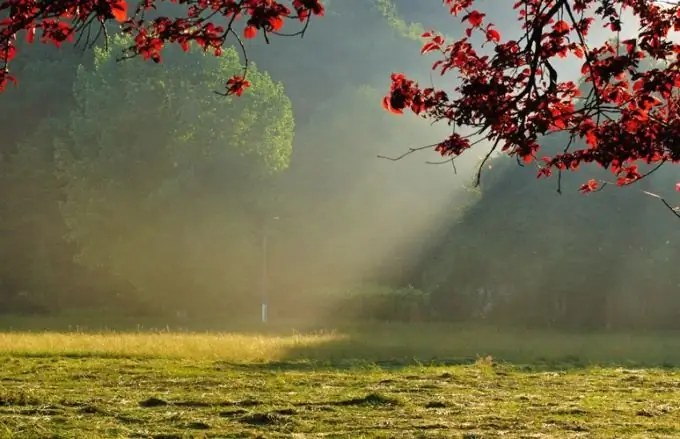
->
<box><xmin>2</xmin><ymin>322</ymin><xmax>680</xmax><ymax>367</ymax></box>
<box><xmin>0</xmin><ymin>331</ymin><xmax>340</xmax><ymax>362</ymax></box>
<box><xmin>2</xmin><ymin>321</ymin><xmax>680</xmax><ymax>437</ymax></box>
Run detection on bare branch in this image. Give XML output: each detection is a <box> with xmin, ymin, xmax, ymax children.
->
<box><xmin>377</xmin><ymin>143</ymin><xmax>439</xmax><ymax>161</ymax></box>
<box><xmin>474</xmin><ymin>138</ymin><xmax>501</xmax><ymax>187</ymax></box>
<box><xmin>642</xmin><ymin>191</ymin><xmax>680</xmax><ymax>219</ymax></box>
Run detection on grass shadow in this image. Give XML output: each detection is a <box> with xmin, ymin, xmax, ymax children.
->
<box><xmin>266</xmin><ymin>323</ymin><xmax>680</xmax><ymax>371</ymax></box>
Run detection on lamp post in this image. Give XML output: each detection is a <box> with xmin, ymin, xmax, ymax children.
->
<box><xmin>261</xmin><ymin>216</ymin><xmax>279</xmax><ymax>324</ymax></box>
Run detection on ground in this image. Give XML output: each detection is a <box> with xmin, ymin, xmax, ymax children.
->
<box><xmin>1</xmin><ymin>322</ymin><xmax>680</xmax><ymax>438</ymax></box>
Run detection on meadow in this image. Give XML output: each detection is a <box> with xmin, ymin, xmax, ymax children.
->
<box><xmin>1</xmin><ymin>317</ymin><xmax>680</xmax><ymax>438</ymax></box>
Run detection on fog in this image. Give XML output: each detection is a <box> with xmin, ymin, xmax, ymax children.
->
<box><xmin>0</xmin><ymin>0</ymin><xmax>678</xmax><ymax>331</ymax></box>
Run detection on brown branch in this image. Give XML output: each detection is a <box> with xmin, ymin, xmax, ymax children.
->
<box><xmin>271</xmin><ymin>15</ymin><xmax>312</xmax><ymax>38</ymax></box>
<box><xmin>474</xmin><ymin>138</ymin><xmax>501</xmax><ymax>187</ymax></box>
<box><xmin>377</xmin><ymin>143</ymin><xmax>439</xmax><ymax>161</ymax></box>
<box><xmin>642</xmin><ymin>190</ymin><xmax>680</xmax><ymax>219</ymax></box>
<box><xmin>424</xmin><ymin>157</ymin><xmax>458</xmax><ymax>174</ymax></box>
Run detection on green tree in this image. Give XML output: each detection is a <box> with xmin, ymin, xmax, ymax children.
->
<box><xmin>420</xmin><ymin>129</ymin><xmax>680</xmax><ymax>329</ymax></box>
<box><xmin>55</xmin><ymin>35</ymin><xmax>294</xmax><ymax>315</ymax></box>
<box><xmin>0</xmin><ymin>44</ymin><xmax>89</xmax><ymax>313</ymax></box>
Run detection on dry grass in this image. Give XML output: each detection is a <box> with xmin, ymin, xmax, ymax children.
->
<box><xmin>0</xmin><ymin>331</ymin><xmax>343</xmax><ymax>362</ymax></box>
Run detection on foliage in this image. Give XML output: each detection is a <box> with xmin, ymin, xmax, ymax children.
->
<box><xmin>3</xmin><ymin>0</ymin><xmax>680</xmax><ymax>206</ymax></box>
<box><xmin>0</xmin><ymin>0</ymin><xmax>324</xmax><ymax>95</ymax></box>
<box><xmin>0</xmin><ymin>133</ymin><xmax>58</xmax><ymax>313</ymax></box>
<box><xmin>373</xmin><ymin>0</ymin><xmax>425</xmax><ymax>41</ymax></box>
<box><xmin>3</xmin><ymin>0</ymin><xmax>680</xmax><ymax>328</ymax></box>
<box><xmin>0</xmin><ymin>44</ymin><xmax>88</xmax><ymax>313</ymax></box>
<box><xmin>420</xmin><ymin>133</ymin><xmax>680</xmax><ymax>330</ymax></box>
<box><xmin>384</xmin><ymin>0</ymin><xmax>680</xmax><ymax>204</ymax></box>
<box><xmin>411</xmin><ymin>54</ymin><xmax>680</xmax><ymax>330</ymax></box>
<box><xmin>0</xmin><ymin>0</ymin><xmax>450</xmax><ymax>318</ymax></box>
<box><xmin>53</xmin><ymin>35</ymin><xmax>294</xmax><ymax>313</ymax></box>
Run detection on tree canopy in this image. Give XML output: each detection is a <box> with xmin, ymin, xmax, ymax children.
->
<box><xmin>383</xmin><ymin>1</ymin><xmax>680</xmax><ymax>205</ymax></box>
<box><xmin>1</xmin><ymin>0</ymin><xmax>680</xmax><ymax>209</ymax></box>
<box><xmin>49</xmin><ymin>35</ymin><xmax>294</xmax><ymax>313</ymax></box>
<box><xmin>1</xmin><ymin>1</ymin><xmax>680</xmax><ymax>329</ymax></box>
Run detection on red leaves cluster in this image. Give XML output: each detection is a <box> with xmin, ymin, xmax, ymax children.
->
<box><xmin>0</xmin><ymin>0</ymin><xmax>324</xmax><ymax>95</ymax></box>
<box><xmin>2</xmin><ymin>0</ymin><xmax>679</xmax><ymax>202</ymax></box>
<box><xmin>226</xmin><ymin>75</ymin><xmax>249</xmax><ymax>96</ymax></box>
<box><xmin>383</xmin><ymin>0</ymin><xmax>680</xmax><ymax>196</ymax></box>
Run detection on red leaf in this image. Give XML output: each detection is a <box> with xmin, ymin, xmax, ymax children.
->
<box><xmin>244</xmin><ymin>26</ymin><xmax>257</xmax><ymax>39</ymax></box>
<box><xmin>579</xmin><ymin>179</ymin><xmax>599</xmax><ymax>193</ymax></box>
<box><xmin>553</xmin><ymin>20</ymin><xmax>569</xmax><ymax>33</ymax></box>
<box><xmin>26</xmin><ymin>27</ymin><xmax>35</xmax><ymax>44</ymax></box>
<box><xmin>585</xmin><ymin>131</ymin><xmax>598</xmax><ymax>147</ymax></box>
<box><xmin>270</xmin><ymin>16</ymin><xmax>284</xmax><ymax>31</ymax></box>
<box><xmin>226</xmin><ymin>76</ymin><xmax>251</xmax><ymax>96</ymax></box>
<box><xmin>464</xmin><ymin>11</ymin><xmax>485</xmax><ymax>27</ymax></box>
<box><xmin>550</xmin><ymin>117</ymin><xmax>566</xmax><ymax>130</ymax></box>
<box><xmin>111</xmin><ymin>0</ymin><xmax>128</xmax><ymax>23</ymax></box>
<box><xmin>0</xmin><ymin>72</ymin><xmax>17</xmax><ymax>92</ymax></box>
<box><xmin>421</xmin><ymin>42</ymin><xmax>441</xmax><ymax>54</ymax></box>
<box><xmin>382</xmin><ymin>96</ymin><xmax>403</xmax><ymax>115</ymax></box>
<box><xmin>486</xmin><ymin>27</ymin><xmax>500</xmax><ymax>42</ymax></box>
<box><xmin>622</xmin><ymin>39</ymin><xmax>636</xmax><ymax>54</ymax></box>
<box><xmin>0</xmin><ymin>44</ymin><xmax>16</xmax><ymax>62</ymax></box>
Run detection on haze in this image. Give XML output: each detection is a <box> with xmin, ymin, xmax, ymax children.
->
<box><xmin>0</xmin><ymin>0</ymin><xmax>678</xmax><ymax>332</ymax></box>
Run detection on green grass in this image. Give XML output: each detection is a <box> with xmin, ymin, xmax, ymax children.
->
<box><xmin>2</xmin><ymin>322</ymin><xmax>680</xmax><ymax>437</ymax></box>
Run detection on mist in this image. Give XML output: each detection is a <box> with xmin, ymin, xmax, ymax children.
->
<box><xmin>0</xmin><ymin>0</ymin><xmax>678</xmax><ymax>332</ymax></box>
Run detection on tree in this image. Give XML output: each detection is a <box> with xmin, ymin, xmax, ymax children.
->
<box><xmin>0</xmin><ymin>122</ymin><xmax>65</xmax><ymax>313</ymax></box>
<box><xmin>0</xmin><ymin>41</ymin><xmax>89</xmax><ymax>313</ymax></box>
<box><xmin>411</xmin><ymin>51</ymin><xmax>680</xmax><ymax>329</ymax></box>
<box><xmin>53</xmin><ymin>35</ymin><xmax>294</xmax><ymax>314</ymax></box>
<box><xmin>417</xmin><ymin>127</ymin><xmax>680</xmax><ymax>329</ymax></box>
<box><xmin>0</xmin><ymin>0</ymin><xmax>324</xmax><ymax>95</ymax></box>
<box><xmin>384</xmin><ymin>0</ymin><xmax>680</xmax><ymax>207</ymax></box>
<box><xmin>3</xmin><ymin>0</ymin><xmax>680</xmax><ymax>207</ymax></box>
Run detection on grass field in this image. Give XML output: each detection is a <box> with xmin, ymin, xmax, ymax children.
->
<box><xmin>2</xmin><ymin>322</ymin><xmax>680</xmax><ymax>438</ymax></box>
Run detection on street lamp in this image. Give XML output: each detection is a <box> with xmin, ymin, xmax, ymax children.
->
<box><xmin>261</xmin><ymin>216</ymin><xmax>279</xmax><ymax>324</ymax></box>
